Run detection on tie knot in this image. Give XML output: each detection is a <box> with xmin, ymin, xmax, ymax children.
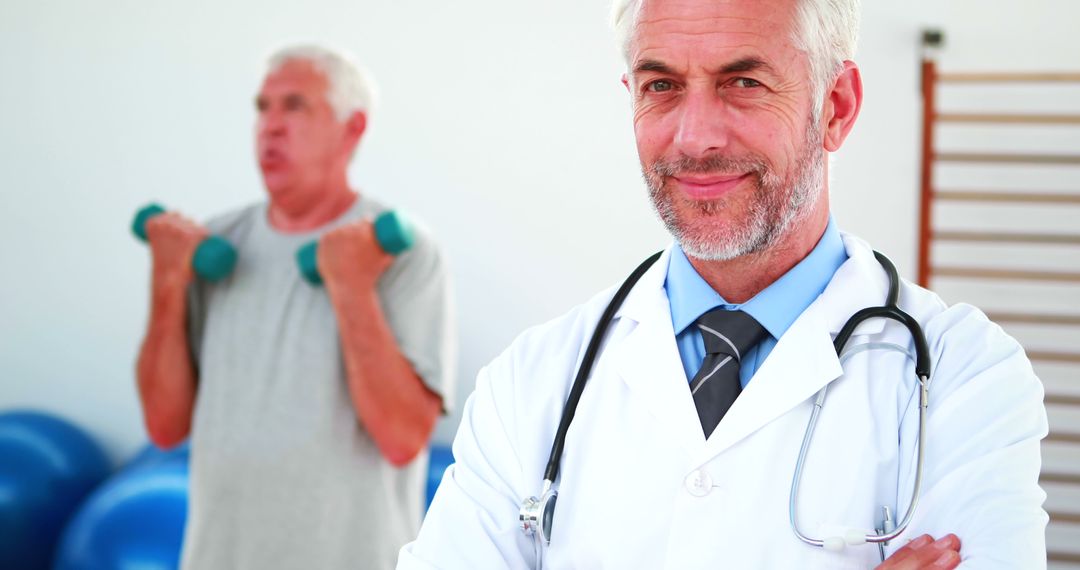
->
<box><xmin>696</xmin><ymin>309</ymin><xmax>767</xmax><ymax>360</ymax></box>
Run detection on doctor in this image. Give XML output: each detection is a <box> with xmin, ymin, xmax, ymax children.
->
<box><xmin>401</xmin><ymin>0</ymin><xmax>1048</xmax><ymax>567</ymax></box>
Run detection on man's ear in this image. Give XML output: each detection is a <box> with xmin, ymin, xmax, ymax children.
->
<box><xmin>822</xmin><ymin>61</ymin><xmax>862</xmax><ymax>152</ymax></box>
<box><xmin>345</xmin><ymin>110</ymin><xmax>367</xmax><ymax>143</ymax></box>
<box><xmin>621</xmin><ymin>73</ymin><xmax>631</xmax><ymax>93</ymax></box>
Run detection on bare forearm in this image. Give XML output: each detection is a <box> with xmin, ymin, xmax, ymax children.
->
<box><xmin>136</xmin><ymin>276</ymin><xmax>197</xmax><ymax>448</ymax></box>
<box><xmin>332</xmin><ymin>290</ymin><xmax>441</xmax><ymax>467</ymax></box>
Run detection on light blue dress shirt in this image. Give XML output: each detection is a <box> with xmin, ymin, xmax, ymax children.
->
<box><xmin>664</xmin><ymin>218</ymin><xmax>848</xmax><ymax>386</ymax></box>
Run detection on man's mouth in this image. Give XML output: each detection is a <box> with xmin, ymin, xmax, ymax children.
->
<box><xmin>260</xmin><ymin>149</ymin><xmax>286</xmax><ymax>170</ymax></box>
<box><xmin>670</xmin><ymin>172</ymin><xmax>751</xmax><ymax>200</ymax></box>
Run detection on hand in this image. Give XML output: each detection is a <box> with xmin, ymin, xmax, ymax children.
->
<box><xmin>145</xmin><ymin>212</ymin><xmax>208</xmax><ymax>287</ymax></box>
<box><xmin>876</xmin><ymin>534</ymin><xmax>961</xmax><ymax>570</ymax></box>
<box><xmin>317</xmin><ymin>220</ymin><xmax>393</xmax><ymax>293</ymax></box>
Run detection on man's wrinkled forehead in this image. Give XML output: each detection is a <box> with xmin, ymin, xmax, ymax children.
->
<box><xmin>257</xmin><ymin>59</ymin><xmax>332</xmax><ymax>108</ymax></box>
<box><xmin>627</xmin><ymin>0</ymin><xmax>798</xmax><ymax>59</ymax></box>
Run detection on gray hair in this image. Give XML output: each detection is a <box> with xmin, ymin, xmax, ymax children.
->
<box><xmin>266</xmin><ymin>44</ymin><xmax>378</xmax><ymax>122</ymax></box>
<box><xmin>610</xmin><ymin>0</ymin><xmax>860</xmax><ymax>111</ymax></box>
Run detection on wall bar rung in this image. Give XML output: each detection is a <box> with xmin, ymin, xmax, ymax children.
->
<box><xmin>938</xmin><ymin>71</ymin><xmax>1080</xmax><ymax>83</ymax></box>
<box><xmin>936</xmin><ymin>152</ymin><xmax>1080</xmax><ymax>165</ymax></box>
<box><xmin>985</xmin><ymin>312</ymin><xmax>1080</xmax><ymax>326</ymax></box>
<box><xmin>934</xmin><ymin>230</ymin><xmax>1080</xmax><ymax>245</ymax></box>
<box><xmin>1043</xmin><ymin>472</ymin><xmax>1080</xmax><ymax>485</ymax></box>
<box><xmin>934</xmin><ymin>191</ymin><xmax>1080</xmax><ymax>204</ymax></box>
<box><xmin>937</xmin><ymin>113</ymin><xmax>1080</xmax><ymax>125</ymax></box>
<box><xmin>1028</xmin><ymin>351</ymin><xmax>1080</xmax><ymax>364</ymax></box>
<box><xmin>933</xmin><ymin>266</ymin><xmax>1080</xmax><ymax>283</ymax></box>
<box><xmin>1046</xmin><ymin>394</ymin><xmax>1080</xmax><ymax>407</ymax></box>
<box><xmin>1049</xmin><ymin>552</ymin><xmax>1080</xmax><ymax>564</ymax></box>
<box><xmin>1046</xmin><ymin>432</ymin><xmax>1080</xmax><ymax>444</ymax></box>
<box><xmin>1049</xmin><ymin>510</ymin><xmax>1080</xmax><ymax>524</ymax></box>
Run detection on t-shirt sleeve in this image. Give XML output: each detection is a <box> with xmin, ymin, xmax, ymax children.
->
<box><xmin>376</xmin><ymin>223</ymin><xmax>457</xmax><ymax>414</ymax></box>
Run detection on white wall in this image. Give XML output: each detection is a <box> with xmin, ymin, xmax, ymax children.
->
<box><xmin>0</xmin><ymin>0</ymin><xmax>1076</xmax><ymax>465</ymax></box>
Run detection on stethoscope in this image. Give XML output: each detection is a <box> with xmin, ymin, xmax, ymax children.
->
<box><xmin>519</xmin><ymin>250</ymin><xmax>932</xmax><ymax>563</ymax></box>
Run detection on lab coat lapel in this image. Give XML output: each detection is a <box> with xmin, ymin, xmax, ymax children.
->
<box><xmin>822</xmin><ymin>233</ymin><xmax>893</xmax><ymax>338</ymax></box>
<box><xmin>693</xmin><ymin>234</ymin><xmax>893</xmax><ymax>463</ymax></box>
<box><xmin>695</xmin><ymin>300</ymin><xmax>841</xmax><ymax>463</ymax></box>
<box><xmin>611</xmin><ymin>249</ymin><xmax>706</xmax><ymax>455</ymax></box>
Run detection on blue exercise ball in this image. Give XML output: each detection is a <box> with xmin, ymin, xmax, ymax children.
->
<box><xmin>426</xmin><ymin>444</ymin><xmax>454</xmax><ymax>511</ymax></box>
<box><xmin>53</xmin><ymin>444</ymin><xmax>189</xmax><ymax>570</ymax></box>
<box><xmin>120</xmin><ymin>441</ymin><xmax>189</xmax><ymax>475</ymax></box>
<box><xmin>0</xmin><ymin>410</ymin><xmax>111</xmax><ymax>570</ymax></box>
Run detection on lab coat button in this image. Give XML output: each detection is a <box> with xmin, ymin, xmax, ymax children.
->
<box><xmin>685</xmin><ymin>469</ymin><xmax>712</xmax><ymax>497</ymax></box>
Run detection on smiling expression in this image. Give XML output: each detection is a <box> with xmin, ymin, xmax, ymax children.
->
<box><xmin>625</xmin><ymin>0</ymin><xmax>828</xmax><ymax>260</ymax></box>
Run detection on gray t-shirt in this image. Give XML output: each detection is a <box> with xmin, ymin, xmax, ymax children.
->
<box><xmin>181</xmin><ymin>197</ymin><xmax>455</xmax><ymax>570</ymax></box>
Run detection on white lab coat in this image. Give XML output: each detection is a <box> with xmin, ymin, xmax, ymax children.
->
<box><xmin>401</xmin><ymin>234</ymin><xmax>1048</xmax><ymax>569</ymax></box>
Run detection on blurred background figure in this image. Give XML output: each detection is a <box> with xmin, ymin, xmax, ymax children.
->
<box><xmin>135</xmin><ymin>45</ymin><xmax>455</xmax><ymax>569</ymax></box>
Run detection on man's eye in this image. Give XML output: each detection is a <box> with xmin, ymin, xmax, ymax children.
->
<box><xmin>732</xmin><ymin>78</ymin><xmax>763</xmax><ymax>88</ymax></box>
<box><xmin>284</xmin><ymin>96</ymin><xmax>307</xmax><ymax>111</ymax></box>
<box><xmin>646</xmin><ymin>80</ymin><xmax>674</xmax><ymax>93</ymax></box>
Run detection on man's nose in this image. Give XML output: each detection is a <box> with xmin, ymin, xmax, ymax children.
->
<box><xmin>673</xmin><ymin>90</ymin><xmax>731</xmax><ymax>159</ymax></box>
<box><xmin>258</xmin><ymin>110</ymin><xmax>286</xmax><ymax>137</ymax></box>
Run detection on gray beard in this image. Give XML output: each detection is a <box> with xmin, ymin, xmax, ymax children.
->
<box><xmin>644</xmin><ymin>120</ymin><xmax>824</xmax><ymax>261</ymax></box>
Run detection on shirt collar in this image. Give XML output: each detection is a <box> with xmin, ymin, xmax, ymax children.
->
<box><xmin>664</xmin><ymin>217</ymin><xmax>848</xmax><ymax>341</ymax></box>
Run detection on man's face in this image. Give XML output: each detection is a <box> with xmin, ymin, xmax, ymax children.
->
<box><xmin>625</xmin><ymin>0</ymin><xmax>825</xmax><ymax>260</ymax></box>
<box><xmin>255</xmin><ymin>60</ymin><xmax>347</xmax><ymax>203</ymax></box>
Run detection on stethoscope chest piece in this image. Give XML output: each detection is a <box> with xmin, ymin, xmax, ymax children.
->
<box><xmin>520</xmin><ymin>482</ymin><xmax>558</xmax><ymax>544</ymax></box>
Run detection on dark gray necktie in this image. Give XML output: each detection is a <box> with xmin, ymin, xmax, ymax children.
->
<box><xmin>690</xmin><ymin>309</ymin><xmax>768</xmax><ymax>438</ymax></box>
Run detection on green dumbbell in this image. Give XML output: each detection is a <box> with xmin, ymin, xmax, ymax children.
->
<box><xmin>132</xmin><ymin>203</ymin><xmax>238</xmax><ymax>283</ymax></box>
<box><xmin>296</xmin><ymin>210</ymin><xmax>415</xmax><ymax>285</ymax></box>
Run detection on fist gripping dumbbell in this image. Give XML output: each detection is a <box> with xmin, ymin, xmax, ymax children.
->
<box><xmin>132</xmin><ymin>204</ymin><xmax>238</xmax><ymax>282</ymax></box>
<box><xmin>296</xmin><ymin>211</ymin><xmax>414</xmax><ymax>285</ymax></box>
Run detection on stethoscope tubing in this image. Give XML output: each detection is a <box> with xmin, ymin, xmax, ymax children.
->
<box><xmin>788</xmin><ymin>371</ymin><xmax>929</xmax><ymax>546</ymax></box>
<box><xmin>789</xmin><ymin>250</ymin><xmax>932</xmax><ymax>548</ymax></box>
